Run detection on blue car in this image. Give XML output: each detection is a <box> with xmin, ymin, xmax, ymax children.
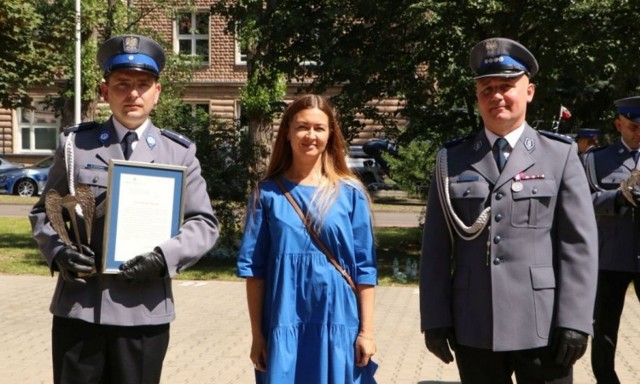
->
<box><xmin>0</xmin><ymin>155</ymin><xmax>23</xmax><ymax>173</ymax></box>
<box><xmin>0</xmin><ymin>156</ymin><xmax>53</xmax><ymax>197</ymax></box>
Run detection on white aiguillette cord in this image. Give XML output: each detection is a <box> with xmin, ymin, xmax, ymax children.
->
<box><xmin>435</xmin><ymin>148</ymin><xmax>491</xmax><ymax>243</ymax></box>
<box><xmin>274</xmin><ymin>177</ymin><xmax>358</xmax><ymax>296</ymax></box>
<box><xmin>65</xmin><ymin>132</ymin><xmax>84</xmax><ymax>217</ymax></box>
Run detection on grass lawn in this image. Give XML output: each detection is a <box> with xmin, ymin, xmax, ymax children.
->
<box><xmin>0</xmin><ymin>216</ymin><xmax>423</xmax><ymax>286</ymax></box>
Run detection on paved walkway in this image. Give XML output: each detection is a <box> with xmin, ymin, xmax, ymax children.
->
<box><xmin>2</xmin><ymin>275</ymin><xmax>639</xmax><ymax>383</ymax></box>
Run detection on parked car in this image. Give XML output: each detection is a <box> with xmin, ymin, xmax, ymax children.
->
<box><xmin>0</xmin><ymin>156</ymin><xmax>53</xmax><ymax>197</ymax></box>
<box><xmin>346</xmin><ymin>145</ymin><xmax>397</xmax><ymax>191</ymax></box>
<box><xmin>0</xmin><ymin>156</ymin><xmax>24</xmax><ymax>173</ymax></box>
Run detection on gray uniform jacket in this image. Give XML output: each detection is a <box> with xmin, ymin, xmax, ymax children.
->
<box><xmin>582</xmin><ymin>140</ymin><xmax>640</xmax><ymax>272</ymax></box>
<box><xmin>419</xmin><ymin>124</ymin><xmax>598</xmax><ymax>351</ymax></box>
<box><xmin>30</xmin><ymin>118</ymin><xmax>219</xmax><ymax>326</ymax></box>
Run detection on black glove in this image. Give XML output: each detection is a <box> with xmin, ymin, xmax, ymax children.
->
<box><xmin>54</xmin><ymin>245</ymin><xmax>95</xmax><ymax>284</ymax></box>
<box><xmin>424</xmin><ymin>327</ymin><xmax>456</xmax><ymax>364</ymax></box>
<box><xmin>553</xmin><ymin>328</ymin><xmax>588</xmax><ymax>367</ymax></box>
<box><xmin>117</xmin><ymin>251</ymin><xmax>167</xmax><ymax>283</ymax></box>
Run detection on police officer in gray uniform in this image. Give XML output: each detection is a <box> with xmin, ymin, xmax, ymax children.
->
<box><xmin>582</xmin><ymin>96</ymin><xmax>640</xmax><ymax>384</ymax></box>
<box><xmin>29</xmin><ymin>34</ymin><xmax>219</xmax><ymax>384</ymax></box>
<box><xmin>419</xmin><ymin>37</ymin><xmax>598</xmax><ymax>383</ymax></box>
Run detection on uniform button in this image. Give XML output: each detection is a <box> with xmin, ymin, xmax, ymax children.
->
<box><xmin>496</xmin><ymin>192</ymin><xmax>504</xmax><ymax>200</ymax></box>
<box><xmin>92</xmin><ymin>176</ymin><xmax>98</xmax><ymax>183</ymax></box>
<box><xmin>463</xmin><ymin>189</ymin><xmax>470</xmax><ymax>197</ymax></box>
<box><xmin>532</xmin><ymin>187</ymin><xmax>538</xmax><ymax>194</ymax></box>
<box><xmin>495</xmin><ymin>213</ymin><xmax>503</xmax><ymax>222</ymax></box>
<box><xmin>493</xmin><ymin>236</ymin><xmax>501</xmax><ymax>244</ymax></box>
<box><xmin>493</xmin><ymin>257</ymin><xmax>502</xmax><ymax>265</ymax></box>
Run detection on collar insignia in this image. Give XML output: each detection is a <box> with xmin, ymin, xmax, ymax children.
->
<box><xmin>146</xmin><ymin>134</ymin><xmax>156</xmax><ymax>148</ymax></box>
<box><xmin>524</xmin><ymin>137</ymin><xmax>535</xmax><ymax>151</ymax></box>
<box><xmin>98</xmin><ymin>130</ymin><xmax>110</xmax><ymax>144</ymax></box>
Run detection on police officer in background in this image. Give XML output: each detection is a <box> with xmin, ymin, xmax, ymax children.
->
<box><xmin>575</xmin><ymin>128</ymin><xmax>600</xmax><ymax>154</ymax></box>
<box><xmin>419</xmin><ymin>37</ymin><xmax>598</xmax><ymax>383</ymax></box>
<box><xmin>582</xmin><ymin>97</ymin><xmax>640</xmax><ymax>384</ymax></box>
<box><xmin>29</xmin><ymin>35</ymin><xmax>219</xmax><ymax>383</ymax></box>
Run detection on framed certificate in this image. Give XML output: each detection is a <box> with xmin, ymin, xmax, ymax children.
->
<box><xmin>102</xmin><ymin>160</ymin><xmax>187</xmax><ymax>273</ymax></box>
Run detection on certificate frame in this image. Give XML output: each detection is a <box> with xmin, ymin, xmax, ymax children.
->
<box><xmin>102</xmin><ymin>160</ymin><xmax>186</xmax><ymax>273</ymax></box>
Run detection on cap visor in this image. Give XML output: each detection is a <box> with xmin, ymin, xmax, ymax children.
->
<box><xmin>474</xmin><ymin>70</ymin><xmax>526</xmax><ymax>80</ymax></box>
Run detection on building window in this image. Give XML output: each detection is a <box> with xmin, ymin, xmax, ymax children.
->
<box><xmin>235</xmin><ymin>37</ymin><xmax>248</xmax><ymax>65</ymax></box>
<box><xmin>17</xmin><ymin>100</ymin><xmax>59</xmax><ymax>153</ymax></box>
<box><xmin>186</xmin><ymin>102</ymin><xmax>210</xmax><ymax>116</ymax></box>
<box><xmin>176</xmin><ymin>11</ymin><xmax>210</xmax><ymax>63</ymax></box>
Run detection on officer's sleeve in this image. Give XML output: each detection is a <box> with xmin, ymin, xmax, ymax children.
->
<box><xmin>29</xmin><ymin>133</ymin><xmax>72</xmax><ymax>269</ymax></box>
<box><xmin>419</xmin><ymin>170</ymin><xmax>454</xmax><ymax>331</ymax></box>
<box><xmin>156</xmin><ymin>143</ymin><xmax>219</xmax><ymax>276</ymax></box>
<box><xmin>554</xmin><ymin>146</ymin><xmax>598</xmax><ymax>335</ymax></box>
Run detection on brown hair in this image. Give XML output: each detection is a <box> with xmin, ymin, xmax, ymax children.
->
<box><xmin>260</xmin><ymin>94</ymin><xmax>368</xmax><ymax>228</ymax></box>
<box><xmin>263</xmin><ymin>94</ymin><xmax>352</xmax><ymax>181</ymax></box>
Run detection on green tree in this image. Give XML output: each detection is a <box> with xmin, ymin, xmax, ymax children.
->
<box><xmin>213</xmin><ymin>0</ymin><xmax>640</xmax><ymax>197</ymax></box>
<box><xmin>0</xmin><ymin>0</ymin><xmax>74</xmax><ymax>109</ymax></box>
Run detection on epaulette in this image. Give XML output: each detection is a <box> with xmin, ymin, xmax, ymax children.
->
<box><xmin>444</xmin><ymin>133</ymin><xmax>474</xmax><ymax>148</ymax></box>
<box><xmin>538</xmin><ymin>130</ymin><xmax>574</xmax><ymax>144</ymax></box>
<box><xmin>160</xmin><ymin>129</ymin><xmax>191</xmax><ymax>148</ymax></box>
<box><xmin>63</xmin><ymin>121</ymin><xmax>100</xmax><ymax>135</ymax></box>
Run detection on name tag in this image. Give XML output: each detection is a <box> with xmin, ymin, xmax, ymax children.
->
<box><xmin>85</xmin><ymin>164</ymin><xmax>109</xmax><ymax>171</ymax></box>
<box><xmin>456</xmin><ymin>175</ymin><xmax>480</xmax><ymax>182</ymax></box>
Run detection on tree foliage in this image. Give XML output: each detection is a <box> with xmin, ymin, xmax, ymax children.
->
<box><xmin>7</xmin><ymin>1</ymin><xmax>640</xmax><ymax>202</ymax></box>
<box><xmin>214</xmin><ymin>0</ymin><xmax>640</xmax><ymax>197</ymax></box>
<box><xmin>0</xmin><ymin>0</ymin><xmax>75</xmax><ymax>109</ymax></box>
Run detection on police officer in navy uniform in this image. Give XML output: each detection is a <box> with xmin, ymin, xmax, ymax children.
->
<box><xmin>575</xmin><ymin>128</ymin><xmax>600</xmax><ymax>154</ymax></box>
<box><xmin>582</xmin><ymin>97</ymin><xmax>640</xmax><ymax>384</ymax></box>
<box><xmin>29</xmin><ymin>35</ymin><xmax>219</xmax><ymax>384</ymax></box>
<box><xmin>419</xmin><ymin>37</ymin><xmax>598</xmax><ymax>383</ymax></box>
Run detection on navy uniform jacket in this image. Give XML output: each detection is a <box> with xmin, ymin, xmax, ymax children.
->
<box><xmin>30</xmin><ymin>118</ymin><xmax>219</xmax><ymax>326</ymax></box>
<box><xmin>582</xmin><ymin>140</ymin><xmax>640</xmax><ymax>272</ymax></box>
<box><xmin>419</xmin><ymin>124</ymin><xmax>598</xmax><ymax>351</ymax></box>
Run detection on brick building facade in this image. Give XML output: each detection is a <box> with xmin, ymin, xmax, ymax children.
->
<box><xmin>0</xmin><ymin>1</ymin><xmax>402</xmax><ymax>166</ymax></box>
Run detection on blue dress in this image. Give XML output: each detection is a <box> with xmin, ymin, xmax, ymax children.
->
<box><xmin>237</xmin><ymin>177</ymin><xmax>378</xmax><ymax>384</ymax></box>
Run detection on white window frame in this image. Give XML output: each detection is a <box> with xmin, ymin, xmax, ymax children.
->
<box><xmin>235</xmin><ymin>37</ymin><xmax>247</xmax><ymax>65</ymax></box>
<box><xmin>234</xmin><ymin>100</ymin><xmax>242</xmax><ymax>120</ymax></box>
<box><xmin>174</xmin><ymin>10</ymin><xmax>211</xmax><ymax>64</ymax></box>
<box><xmin>15</xmin><ymin>99</ymin><xmax>59</xmax><ymax>154</ymax></box>
<box><xmin>185</xmin><ymin>101</ymin><xmax>210</xmax><ymax>117</ymax></box>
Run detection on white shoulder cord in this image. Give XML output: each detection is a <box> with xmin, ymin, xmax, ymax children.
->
<box><xmin>435</xmin><ymin>148</ymin><xmax>491</xmax><ymax>242</ymax></box>
<box><xmin>64</xmin><ymin>132</ymin><xmax>84</xmax><ymax>217</ymax></box>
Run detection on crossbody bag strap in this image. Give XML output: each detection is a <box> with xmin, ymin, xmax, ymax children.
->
<box><xmin>274</xmin><ymin>177</ymin><xmax>358</xmax><ymax>295</ymax></box>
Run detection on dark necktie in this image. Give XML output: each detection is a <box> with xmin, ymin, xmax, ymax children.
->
<box><xmin>122</xmin><ymin>131</ymin><xmax>137</xmax><ymax>160</ymax></box>
<box><xmin>632</xmin><ymin>150</ymin><xmax>640</xmax><ymax>165</ymax></box>
<box><xmin>494</xmin><ymin>137</ymin><xmax>508</xmax><ymax>172</ymax></box>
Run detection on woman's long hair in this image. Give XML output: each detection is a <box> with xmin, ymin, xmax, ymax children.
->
<box><xmin>261</xmin><ymin>94</ymin><xmax>367</xmax><ymax>229</ymax></box>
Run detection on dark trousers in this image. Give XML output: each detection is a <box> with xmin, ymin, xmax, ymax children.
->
<box><xmin>52</xmin><ymin>316</ymin><xmax>170</xmax><ymax>384</ymax></box>
<box><xmin>591</xmin><ymin>270</ymin><xmax>640</xmax><ymax>384</ymax></box>
<box><xmin>455</xmin><ymin>344</ymin><xmax>572</xmax><ymax>384</ymax></box>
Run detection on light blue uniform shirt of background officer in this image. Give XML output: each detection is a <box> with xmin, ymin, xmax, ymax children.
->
<box><xmin>583</xmin><ymin>96</ymin><xmax>640</xmax><ymax>272</ymax></box>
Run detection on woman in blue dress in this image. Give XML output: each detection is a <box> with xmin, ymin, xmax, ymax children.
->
<box><xmin>237</xmin><ymin>94</ymin><xmax>378</xmax><ymax>383</ymax></box>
